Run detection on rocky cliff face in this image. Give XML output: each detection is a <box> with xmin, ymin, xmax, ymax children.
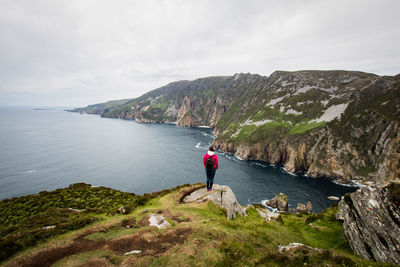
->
<box><xmin>336</xmin><ymin>183</ymin><xmax>400</xmax><ymax>264</ymax></box>
<box><xmin>71</xmin><ymin>70</ymin><xmax>400</xmax><ymax>185</ymax></box>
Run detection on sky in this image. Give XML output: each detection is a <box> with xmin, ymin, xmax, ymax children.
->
<box><xmin>0</xmin><ymin>0</ymin><xmax>399</xmax><ymax>107</ymax></box>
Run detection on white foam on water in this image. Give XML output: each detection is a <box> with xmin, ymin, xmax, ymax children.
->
<box><xmin>234</xmin><ymin>155</ymin><xmax>244</xmax><ymax>161</ymax></box>
<box><xmin>252</xmin><ymin>162</ymin><xmax>267</xmax><ymax>168</ymax></box>
<box><xmin>333</xmin><ymin>180</ymin><xmax>359</xmax><ymax>188</ymax></box>
<box><xmin>201</xmin><ymin>132</ymin><xmax>216</xmax><ymax>139</ymax></box>
<box><xmin>195</xmin><ymin>142</ymin><xmax>201</xmax><ymax>148</ymax></box>
<box><xmin>261</xmin><ymin>200</ymin><xmax>278</xmax><ymax>212</ymax></box>
<box><xmin>23</xmin><ymin>169</ymin><xmax>36</xmax><ymax>174</ymax></box>
<box><xmin>281</xmin><ymin>167</ymin><xmax>297</xmax><ymax>176</ymax></box>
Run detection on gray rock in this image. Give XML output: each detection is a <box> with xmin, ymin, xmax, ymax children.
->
<box><xmin>278</xmin><ymin>242</ymin><xmax>320</xmax><ymax>253</ymax></box>
<box><xmin>328</xmin><ymin>196</ymin><xmax>340</xmax><ymax>201</ymax></box>
<box><xmin>149</xmin><ymin>214</ymin><xmax>171</xmax><ymax>229</ymax></box>
<box><xmin>42</xmin><ymin>225</ymin><xmax>56</xmax><ymax>230</ymax></box>
<box><xmin>291</xmin><ymin>201</ymin><xmax>312</xmax><ymax>213</ymax></box>
<box><xmin>124</xmin><ymin>250</ymin><xmax>142</xmax><ymax>255</ymax></box>
<box><xmin>265</xmin><ymin>193</ymin><xmax>288</xmax><ymax>212</ymax></box>
<box><xmin>117</xmin><ymin>206</ymin><xmax>129</xmax><ymax>214</ymax></box>
<box><xmin>68</xmin><ymin>207</ymin><xmax>84</xmax><ymax>213</ymax></box>
<box><xmin>256</xmin><ymin>207</ymin><xmax>281</xmax><ymax>221</ymax></box>
<box><xmin>337</xmin><ymin>183</ymin><xmax>400</xmax><ymax>264</ymax></box>
<box><xmin>183</xmin><ymin>184</ymin><xmax>246</xmax><ymax>219</ymax></box>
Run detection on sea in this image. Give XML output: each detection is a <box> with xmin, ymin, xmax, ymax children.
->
<box><xmin>0</xmin><ymin>107</ymin><xmax>356</xmax><ymax>212</ymax></box>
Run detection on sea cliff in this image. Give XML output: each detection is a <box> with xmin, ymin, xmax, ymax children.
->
<box><xmin>71</xmin><ymin>70</ymin><xmax>400</xmax><ymax>185</ymax></box>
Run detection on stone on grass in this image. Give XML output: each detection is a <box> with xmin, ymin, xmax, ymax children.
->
<box><xmin>149</xmin><ymin>214</ymin><xmax>171</xmax><ymax>229</ymax></box>
<box><xmin>42</xmin><ymin>225</ymin><xmax>56</xmax><ymax>230</ymax></box>
<box><xmin>183</xmin><ymin>184</ymin><xmax>246</xmax><ymax>219</ymax></box>
<box><xmin>124</xmin><ymin>250</ymin><xmax>142</xmax><ymax>255</ymax></box>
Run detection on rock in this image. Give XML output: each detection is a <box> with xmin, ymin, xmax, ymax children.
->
<box><xmin>183</xmin><ymin>184</ymin><xmax>247</xmax><ymax>219</ymax></box>
<box><xmin>306</xmin><ymin>201</ymin><xmax>312</xmax><ymax>212</ymax></box>
<box><xmin>124</xmin><ymin>250</ymin><xmax>142</xmax><ymax>255</ymax></box>
<box><xmin>328</xmin><ymin>196</ymin><xmax>340</xmax><ymax>201</ymax></box>
<box><xmin>117</xmin><ymin>206</ymin><xmax>129</xmax><ymax>214</ymax></box>
<box><xmin>149</xmin><ymin>214</ymin><xmax>171</xmax><ymax>229</ymax></box>
<box><xmin>42</xmin><ymin>225</ymin><xmax>56</xmax><ymax>230</ymax></box>
<box><xmin>337</xmin><ymin>183</ymin><xmax>400</xmax><ymax>264</ymax></box>
<box><xmin>256</xmin><ymin>207</ymin><xmax>281</xmax><ymax>221</ymax></box>
<box><xmin>278</xmin><ymin>243</ymin><xmax>320</xmax><ymax>253</ymax></box>
<box><xmin>264</xmin><ymin>193</ymin><xmax>288</xmax><ymax>212</ymax></box>
<box><xmin>68</xmin><ymin>207</ymin><xmax>84</xmax><ymax>212</ymax></box>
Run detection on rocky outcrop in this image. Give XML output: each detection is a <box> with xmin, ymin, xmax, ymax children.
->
<box><xmin>263</xmin><ymin>193</ymin><xmax>288</xmax><ymax>212</ymax></box>
<box><xmin>336</xmin><ymin>183</ymin><xmax>400</xmax><ymax>264</ymax></box>
<box><xmin>295</xmin><ymin>201</ymin><xmax>313</xmax><ymax>213</ymax></box>
<box><xmin>183</xmin><ymin>184</ymin><xmax>247</xmax><ymax>219</ymax></box>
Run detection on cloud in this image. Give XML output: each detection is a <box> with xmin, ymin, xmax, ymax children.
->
<box><xmin>0</xmin><ymin>0</ymin><xmax>399</xmax><ymax>106</ymax></box>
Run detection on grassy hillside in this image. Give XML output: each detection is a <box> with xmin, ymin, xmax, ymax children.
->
<box><xmin>2</xmin><ymin>184</ymin><xmax>395</xmax><ymax>266</ymax></box>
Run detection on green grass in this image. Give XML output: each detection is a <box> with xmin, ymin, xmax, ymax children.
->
<box><xmin>52</xmin><ymin>250</ymin><xmax>122</xmax><ymax>266</ymax></box>
<box><xmin>289</xmin><ymin>121</ymin><xmax>326</xmax><ymax>135</ymax></box>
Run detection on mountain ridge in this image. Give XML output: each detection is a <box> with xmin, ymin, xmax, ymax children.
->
<box><xmin>70</xmin><ymin>70</ymin><xmax>400</xmax><ymax>185</ymax></box>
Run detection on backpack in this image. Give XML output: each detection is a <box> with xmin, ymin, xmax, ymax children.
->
<box><xmin>206</xmin><ymin>155</ymin><xmax>215</xmax><ymax>169</ymax></box>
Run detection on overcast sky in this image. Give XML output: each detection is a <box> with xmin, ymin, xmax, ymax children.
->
<box><xmin>0</xmin><ymin>0</ymin><xmax>399</xmax><ymax>107</ymax></box>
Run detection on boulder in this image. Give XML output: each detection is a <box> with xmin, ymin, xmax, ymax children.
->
<box><xmin>183</xmin><ymin>184</ymin><xmax>247</xmax><ymax>219</ymax></box>
<box><xmin>328</xmin><ymin>196</ymin><xmax>340</xmax><ymax>201</ymax></box>
<box><xmin>117</xmin><ymin>206</ymin><xmax>129</xmax><ymax>214</ymax></box>
<box><xmin>337</xmin><ymin>183</ymin><xmax>400</xmax><ymax>264</ymax></box>
<box><xmin>256</xmin><ymin>207</ymin><xmax>281</xmax><ymax>221</ymax></box>
<box><xmin>265</xmin><ymin>193</ymin><xmax>288</xmax><ymax>212</ymax></box>
<box><xmin>149</xmin><ymin>214</ymin><xmax>171</xmax><ymax>229</ymax></box>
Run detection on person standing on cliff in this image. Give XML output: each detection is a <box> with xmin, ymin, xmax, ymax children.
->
<box><xmin>203</xmin><ymin>146</ymin><xmax>219</xmax><ymax>191</ymax></box>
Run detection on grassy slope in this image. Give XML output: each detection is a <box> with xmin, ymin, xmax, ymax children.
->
<box><xmin>2</xmin><ymin>184</ymin><xmax>395</xmax><ymax>266</ymax></box>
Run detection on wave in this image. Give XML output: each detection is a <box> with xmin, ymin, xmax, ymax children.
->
<box><xmin>333</xmin><ymin>180</ymin><xmax>361</xmax><ymax>188</ymax></box>
<box><xmin>251</xmin><ymin>162</ymin><xmax>268</xmax><ymax>168</ymax></box>
<box><xmin>280</xmin><ymin>167</ymin><xmax>297</xmax><ymax>176</ymax></box>
<box><xmin>201</xmin><ymin>132</ymin><xmax>216</xmax><ymax>139</ymax></box>
<box><xmin>194</xmin><ymin>142</ymin><xmax>209</xmax><ymax>150</ymax></box>
<box><xmin>260</xmin><ymin>200</ymin><xmax>278</xmax><ymax>212</ymax></box>
<box><xmin>23</xmin><ymin>169</ymin><xmax>36</xmax><ymax>174</ymax></box>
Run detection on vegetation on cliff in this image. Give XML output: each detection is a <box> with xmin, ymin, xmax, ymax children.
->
<box><xmin>2</xmin><ymin>184</ymin><xmax>396</xmax><ymax>266</ymax></box>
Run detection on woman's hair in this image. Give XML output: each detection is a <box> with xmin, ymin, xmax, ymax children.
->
<box><xmin>209</xmin><ymin>146</ymin><xmax>215</xmax><ymax>151</ymax></box>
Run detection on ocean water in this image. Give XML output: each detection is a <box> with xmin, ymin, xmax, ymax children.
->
<box><xmin>0</xmin><ymin>107</ymin><xmax>356</xmax><ymax>212</ymax></box>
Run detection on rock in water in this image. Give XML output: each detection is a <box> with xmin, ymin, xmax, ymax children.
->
<box><xmin>183</xmin><ymin>184</ymin><xmax>246</xmax><ymax>219</ymax></box>
<box><xmin>328</xmin><ymin>196</ymin><xmax>340</xmax><ymax>201</ymax></box>
<box><xmin>336</xmin><ymin>183</ymin><xmax>400</xmax><ymax>264</ymax></box>
<box><xmin>265</xmin><ymin>193</ymin><xmax>288</xmax><ymax>212</ymax></box>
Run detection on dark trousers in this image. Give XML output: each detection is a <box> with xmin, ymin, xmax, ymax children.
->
<box><xmin>205</xmin><ymin>168</ymin><xmax>216</xmax><ymax>190</ymax></box>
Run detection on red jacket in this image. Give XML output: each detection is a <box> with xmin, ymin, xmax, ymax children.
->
<box><xmin>203</xmin><ymin>152</ymin><xmax>218</xmax><ymax>169</ymax></box>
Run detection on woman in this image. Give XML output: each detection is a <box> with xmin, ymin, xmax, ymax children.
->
<box><xmin>203</xmin><ymin>146</ymin><xmax>219</xmax><ymax>191</ymax></box>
